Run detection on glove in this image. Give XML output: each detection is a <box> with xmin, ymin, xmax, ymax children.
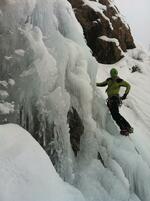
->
<box><xmin>121</xmin><ymin>93</ymin><xmax>127</xmax><ymax>100</ymax></box>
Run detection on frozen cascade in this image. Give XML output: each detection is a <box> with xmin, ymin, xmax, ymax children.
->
<box><xmin>0</xmin><ymin>0</ymin><xmax>150</xmax><ymax>201</ymax></box>
<box><xmin>0</xmin><ymin>0</ymin><xmax>98</xmax><ymax>182</ymax></box>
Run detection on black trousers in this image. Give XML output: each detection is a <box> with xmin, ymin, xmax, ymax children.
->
<box><xmin>107</xmin><ymin>96</ymin><xmax>131</xmax><ymax>130</ymax></box>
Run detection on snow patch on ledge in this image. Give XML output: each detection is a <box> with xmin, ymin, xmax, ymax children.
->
<box><xmin>83</xmin><ymin>0</ymin><xmax>113</xmax><ymax>30</ymax></box>
<box><xmin>99</xmin><ymin>35</ymin><xmax>119</xmax><ymax>46</ymax></box>
<box><xmin>83</xmin><ymin>0</ymin><xmax>106</xmax><ymax>12</ymax></box>
<box><xmin>112</xmin><ymin>15</ymin><xmax>118</xmax><ymax>21</ymax></box>
<box><xmin>99</xmin><ymin>35</ymin><xmax>125</xmax><ymax>56</ymax></box>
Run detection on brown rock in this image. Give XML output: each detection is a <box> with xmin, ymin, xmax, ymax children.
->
<box><xmin>67</xmin><ymin>107</ymin><xmax>84</xmax><ymax>156</ymax></box>
<box><xmin>67</xmin><ymin>0</ymin><xmax>136</xmax><ymax>64</ymax></box>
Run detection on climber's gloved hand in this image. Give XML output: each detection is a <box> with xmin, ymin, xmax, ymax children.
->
<box><xmin>121</xmin><ymin>93</ymin><xmax>127</xmax><ymax>100</ymax></box>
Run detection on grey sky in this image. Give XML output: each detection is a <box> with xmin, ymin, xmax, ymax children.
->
<box><xmin>114</xmin><ymin>0</ymin><xmax>150</xmax><ymax>49</ymax></box>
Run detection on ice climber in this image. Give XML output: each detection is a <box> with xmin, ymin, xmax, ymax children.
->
<box><xmin>96</xmin><ymin>68</ymin><xmax>133</xmax><ymax>136</ymax></box>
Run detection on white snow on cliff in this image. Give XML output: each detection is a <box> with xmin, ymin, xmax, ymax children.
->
<box><xmin>83</xmin><ymin>0</ymin><xmax>113</xmax><ymax>30</ymax></box>
<box><xmin>99</xmin><ymin>35</ymin><xmax>124</xmax><ymax>55</ymax></box>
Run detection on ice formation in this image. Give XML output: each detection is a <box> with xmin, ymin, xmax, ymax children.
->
<box><xmin>0</xmin><ymin>0</ymin><xmax>150</xmax><ymax>201</ymax></box>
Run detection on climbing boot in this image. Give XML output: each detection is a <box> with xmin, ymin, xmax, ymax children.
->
<box><xmin>120</xmin><ymin>129</ymin><xmax>129</xmax><ymax>136</ymax></box>
<box><xmin>127</xmin><ymin>127</ymin><xmax>134</xmax><ymax>133</ymax></box>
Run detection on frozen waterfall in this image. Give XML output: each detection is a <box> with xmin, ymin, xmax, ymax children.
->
<box><xmin>0</xmin><ymin>0</ymin><xmax>150</xmax><ymax>201</ymax></box>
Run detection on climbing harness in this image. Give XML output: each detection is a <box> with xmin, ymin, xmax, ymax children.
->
<box><xmin>106</xmin><ymin>96</ymin><xmax>122</xmax><ymax>108</ymax></box>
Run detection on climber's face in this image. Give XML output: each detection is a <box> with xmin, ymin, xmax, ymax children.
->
<box><xmin>110</xmin><ymin>68</ymin><xmax>118</xmax><ymax>78</ymax></box>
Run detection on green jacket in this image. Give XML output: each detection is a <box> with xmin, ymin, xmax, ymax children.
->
<box><xmin>96</xmin><ymin>77</ymin><xmax>131</xmax><ymax>98</ymax></box>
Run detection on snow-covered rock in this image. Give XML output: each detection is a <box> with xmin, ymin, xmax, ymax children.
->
<box><xmin>68</xmin><ymin>0</ymin><xmax>135</xmax><ymax>63</ymax></box>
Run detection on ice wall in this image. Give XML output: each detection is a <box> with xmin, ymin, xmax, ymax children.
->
<box><xmin>0</xmin><ymin>1</ymin><xmax>150</xmax><ymax>201</ymax></box>
<box><xmin>0</xmin><ymin>0</ymin><xmax>98</xmax><ymax>182</ymax></box>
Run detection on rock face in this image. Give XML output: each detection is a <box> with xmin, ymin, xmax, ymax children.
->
<box><xmin>67</xmin><ymin>107</ymin><xmax>84</xmax><ymax>156</ymax></box>
<box><xmin>68</xmin><ymin>0</ymin><xmax>136</xmax><ymax>64</ymax></box>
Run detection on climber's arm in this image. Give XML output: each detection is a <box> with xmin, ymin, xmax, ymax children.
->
<box><xmin>120</xmin><ymin>80</ymin><xmax>131</xmax><ymax>99</ymax></box>
<box><xmin>96</xmin><ymin>79</ymin><xmax>108</xmax><ymax>87</ymax></box>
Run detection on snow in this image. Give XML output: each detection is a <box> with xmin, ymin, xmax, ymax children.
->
<box><xmin>99</xmin><ymin>35</ymin><xmax>124</xmax><ymax>55</ymax></box>
<box><xmin>83</xmin><ymin>0</ymin><xmax>106</xmax><ymax>13</ymax></box>
<box><xmin>108</xmin><ymin>1</ymin><xmax>129</xmax><ymax>29</ymax></box>
<box><xmin>0</xmin><ymin>90</ymin><xmax>9</xmax><ymax>99</ymax></box>
<box><xmin>0</xmin><ymin>102</ymin><xmax>14</xmax><ymax>114</ymax></box>
<box><xmin>83</xmin><ymin>0</ymin><xmax>114</xmax><ymax>30</ymax></box>
<box><xmin>8</xmin><ymin>78</ymin><xmax>15</xmax><ymax>86</ymax></box>
<box><xmin>4</xmin><ymin>56</ymin><xmax>13</xmax><ymax>61</ymax></box>
<box><xmin>112</xmin><ymin>16</ymin><xmax>118</xmax><ymax>20</ymax></box>
<box><xmin>0</xmin><ymin>81</ymin><xmax>8</xmax><ymax>88</ymax></box>
<box><xmin>0</xmin><ymin>79</ymin><xmax>15</xmax><ymax>115</ymax></box>
<box><xmin>96</xmin><ymin>47</ymin><xmax>150</xmax><ymax>201</ymax></box>
<box><xmin>0</xmin><ymin>0</ymin><xmax>150</xmax><ymax>201</ymax></box>
<box><xmin>102</xmin><ymin>13</ymin><xmax>114</xmax><ymax>30</ymax></box>
<box><xmin>0</xmin><ymin>124</ymin><xmax>85</xmax><ymax>201</ymax></box>
<box><xmin>14</xmin><ymin>49</ymin><xmax>25</xmax><ymax>57</ymax></box>
<box><xmin>99</xmin><ymin>35</ymin><xmax>120</xmax><ymax>46</ymax></box>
